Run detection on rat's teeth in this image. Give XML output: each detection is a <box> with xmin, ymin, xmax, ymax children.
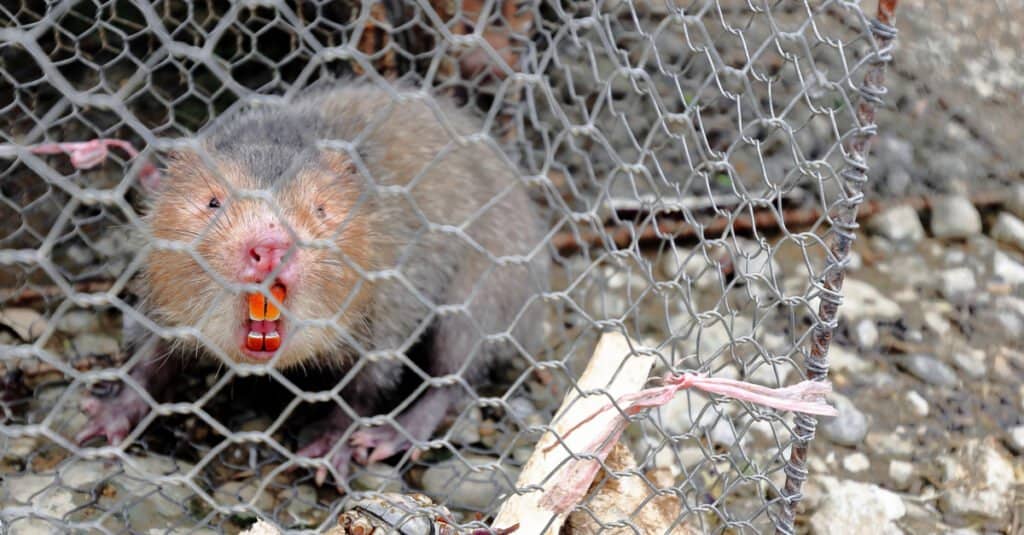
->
<box><xmin>264</xmin><ymin>331</ymin><xmax>281</xmax><ymax>351</ymax></box>
<box><xmin>246</xmin><ymin>331</ymin><xmax>264</xmax><ymax>351</ymax></box>
<box><xmin>248</xmin><ymin>293</ymin><xmax>266</xmax><ymax>321</ymax></box>
<box><xmin>266</xmin><ymin>285</ymin><xmax>286</xmax><ymax>321</ymax></box>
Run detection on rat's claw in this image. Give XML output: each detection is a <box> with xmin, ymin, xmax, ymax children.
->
<box><xmin>74</xmin><ymin>391</ymin><xmax>149</xmax><ymax>446</ymax></box>
<box><xmin>295</xmin><ymin>431</ymin><xmax>352</xmax><ymax>489</ymax></box>
<box><xmin>350</xmin><ymin>426</ymin><xmax>411</xmax><ymax>464</ymax></box>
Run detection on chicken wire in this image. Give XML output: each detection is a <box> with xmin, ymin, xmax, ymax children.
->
<box><xmin>0</xmin><ymin>1</ymin><xmax>895</xmax><ymax>534</ymax></box>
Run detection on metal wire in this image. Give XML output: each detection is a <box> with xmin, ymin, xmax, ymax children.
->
<box><xmin>0</xmin><ymin>1</ymin><xmax>891</xmax><ymax>533</ymax></box>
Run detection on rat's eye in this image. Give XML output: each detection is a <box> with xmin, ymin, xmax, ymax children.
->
<box><xmin>315</xmin><ymin>205</ymin><xmax>326</xmax><ymax>219</ymax></box>
<box><xmin>208</xmin><ymin>197</ymin><xmax>221</xmax><ymax>209</ymax></box>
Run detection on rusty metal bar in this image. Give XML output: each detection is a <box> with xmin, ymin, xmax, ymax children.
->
<box><xmin>776</xmin><ymin>1</ymin><xmax>900</xmax><ymax>533</ymax></box>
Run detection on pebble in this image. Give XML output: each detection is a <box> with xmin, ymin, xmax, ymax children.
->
<box><xmin>922</xmin><ymin>310</ymin><xmax>950</xmax><ymax>336</ymax></box>
<box><xmin>904</xmin><ymin>390</ymin><xmax>929</xmax><ymax>418</ymax></box>
<box><xmin>1008</xmin><ymin>425</ymin><xmax>1024</xmax><ymax>453</ymax></box>
<box><xmin>938</xmin><ymin>438</ymin><xmax>1015</xmax><ymax>522</ymax></box>
<box><xmin>866</xmin><ymin>431</ymin><xmax>915</xmax><ymax>459</ymax></box>
<box><xmin>420</xmin><ymin>454</ymin><xmax>518</xmax><ymax>511</ymax></box>
<box><xmin>992</xmin><ymin>251</ymin><xmax>1024</xmax><ymax>285</ymax></box>
<box><xmin>57</xmin><ymin>310</ymin><xmax>101</xmax><ymax>335</ymax></box>
<box><xmin>851</xmin><ymin>319</ymin><xmax>879</xmax><ymax>350</ymax></box>
<box><xmin>0</xmin><ymin>308</ymin><xmax>48</xmax><ymax>342</ymax></box>
<box><xmin>213</xmin><ymin>480</ymin><xmax>277</xmax><ymax>516</ymax></box>
<box><xmin>929</xmin><ymin>195</ymin><xmax>982</xmax><ymax>239</ymax></box>
<box><xmin>809</xmin><ymin>477</ymin><xmax>906</xmax><ymax>535</ymax></box>
<box><xmin>868</xmin><ymin>205</ymin><xmax>925</xmax><ymax>246</ymax></box>
<box><xmin>448</xmin><ymin>406</ymin><xmax>483</xmax><ymax>445</ymax></box>
<box><xmin>829</xmin><ymin>344</ymin><xmax>873</xmax><ymax>373</ymax></box>
<box><xmin>281</xmin><ymin>484</ymin><xmax>322</xmax><ymax>527</ymax></box>
<box><xmin>938</xmin><ymin>267</ymin><xmax>976</xmax><ymax>301</ymax></box>
<box><xmin>71</xmin><ymin>333</ymin><xmax>120</xmax><ymax>357</ymax></box>
<box><xmin>1008</xmin><ymin>183</ymin><xmax>1024</xmax><ymax>219</ymax></box>
<box><xmin>820</xmin><ymin>393</ymin><xmax>868</xmax><ymax>446</ymax></box>
<box><xmin>898</xmin><ymin>354</ymin><xmax>958</xmax><ymax>387</ymax></box>
<box><xmin>351</xmin><ymin>462</ymin><xmax>404</xmax><ymax>493</ymax></box>
<box><xmin>888</xmin><ymin>460</ymin><xmax>914</xmax><ymax>489</ymax></box>
<box><xmin>991</xmin><ymin>211</ymin><xmax>1024</xmax><ymax>251</ymax></box>
<box><xmin>950</xmin><ymin>348</ymin><xmax>987</xmax><ymax>379</ymax></box>
<box><xmin>838</xmin><ymin>279</ymin><xmax>903</xmax><ymax>323</ymax></box>
<box><xmin>842</xmin><ymin>452</ymin><xmax>870</xmax><ymax>473</ymax></box>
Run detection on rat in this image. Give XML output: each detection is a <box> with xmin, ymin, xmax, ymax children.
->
<box><xmin>75</xmin><ymin>82</ymin><xmax>550</xmax><ymax>484</ymax></box>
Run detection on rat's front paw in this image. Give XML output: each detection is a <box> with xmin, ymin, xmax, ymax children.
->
<box><xmin>349</xmin><ymin>425</ymin><xmax>413</xmax><ymax>464</ymax></box>
<box><xmin>295</xmin><ymin>428</ymin><xmax>356</xmax><ymax>488</ymax></box>
<box><xmin>75</xmin><ymin>384</ymin><xmax>151</xmax><ymax>446</ymax></box>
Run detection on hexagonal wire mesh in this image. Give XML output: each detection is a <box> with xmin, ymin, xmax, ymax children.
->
<box><xmin>0</xmin><ymin>1</ymin><xmax>896</xmax><ymax>533</ymax></box>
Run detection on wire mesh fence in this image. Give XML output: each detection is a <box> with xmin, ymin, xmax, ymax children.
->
<box><xmin>0</xmin><ymin>1</ymin><xmax>896</xmax><ymax>533</ymax></box>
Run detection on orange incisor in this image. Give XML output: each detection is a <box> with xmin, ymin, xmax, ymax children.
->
<box><xmin>246</xmin><ymin>284</ymin><xmax>286</xmax><ymax>352</ymax></box>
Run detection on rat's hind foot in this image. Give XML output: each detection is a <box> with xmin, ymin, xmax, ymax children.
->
<box><xmin>75</xmin><ymin>384</ymin><xmax>151</xmax><ymax>446</ymax></box>
<box><xmin>349</xmin><ymin>386</ymin><xmax>457</xmax><ymax>464</ymax></box>
<box><xmin>294</xmin><ymin>408</ymin><xmax>357</xmax><ymax>488</ymax></box>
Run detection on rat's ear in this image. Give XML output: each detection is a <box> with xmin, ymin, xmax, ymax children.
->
<box><xmin>319</xmin><ymin>150</ymin><xmax>359</xmax><ymax>180</ymax></box>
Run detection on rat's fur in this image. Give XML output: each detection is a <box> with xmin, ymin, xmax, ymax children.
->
<box><xmin>79</xmin><ymin>83</ymin><xmax>549</xmax><ymax>475</ymax></box>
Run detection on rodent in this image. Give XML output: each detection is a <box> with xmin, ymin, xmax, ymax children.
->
<box><xmin>76</xmin><ymin>82</ymin><xmax>550</xmax><ymax>484</ymax></box>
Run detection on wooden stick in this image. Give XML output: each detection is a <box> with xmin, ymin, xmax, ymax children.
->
<box><xmin>491</xmin><ymin>332</ymin><xmax>655</xmax><ymax>534</ymax></box>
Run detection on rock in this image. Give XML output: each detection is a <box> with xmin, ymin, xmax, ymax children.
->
<box><xmin>1008</xmin><ymin>425</ymin><xmax>1024</xmax><ymax>454</ymax></box>
<box><xmin>938</xmin><ymin>438</ymin><xmax>1015</xmax><ymax>523</ymax></box>
<box><xmin>838</xmin><ymin>279</ymin><xmax>903</xmax><ymax>323</ymax></box>
<box><xmin>213</xmin><ymin>480</ymin><xmax>277</xmax><ymax>516</ymax></box>
<box><xmin>70</xmin><ymin>333</ymin><xmax>120</xmax><ymax>357</ymax></box>
<box><xmin>938</xmin><ymin>267</ymin><xmax>976</xmax><ymax>301</ymax></box>
<box><xmin>930</xmin><ymin>195</ymin><xmax>982</xmax><ymax>239</ymax></box>
<box><xmin>904</xmin><ymin>391</ymin><xmax>929</xmax><ymax>417</ymax></box>
<box><xmin>922</xmin><ymin>310</ymin><xmax>950</xmax><ymax>336</ymax></box>
<box><xmin>992</xmin><ymin>251</ymin><xmax>1024</xmax><ymax>285</ymax></box>
<box><xmin>851</xmin><ymin>319</ymin><xmax>879</xmax><ymax>350</ymax></box>
<box><xmin>898</xmin><ymin>354</ymin><xmax>958</xmax><ymax>387</ymax></box>
<box><xmin>842</xmin><ymin>452</ymin><xmax>870</xmax><ymax>473</ymax></box>
<box><xmin>3</xmin><ymin>473</ymin><xmax>78</xmax><ymax>518</ymax></box>
<box><xmin>280</xmin><ymin>484</ymin><xmax>322</xmax><ymax>527</ymax></box>
<box><xmin>420</xmin><ymin>455</ymin><xmax>518</xmax><ymax>511</ymax></box>
<box><xmin>1008</xmin><ymin>183</ymin><xmax>1024</xmax><ymax>219</ymax></box>
<box><xmin>888</xmin><ymin>460</ymin><xmax>914</xmax><ymax>489</ymax></box>
<box><xmin>866</xmin><ymin>431</ymin><xmax>915</xmax><ymax>459</ymax></box>
<box><xmin>2</xmin><ymin>436</ymin><xmax>39</xmax><ymax>458</ymax></box>
<box><xmin>820</xmin><ymin>393</ymin><xmax>868</xmax><ymax>446</ymax></box>
<box><xmin>448</xmin><ymin>406</ymin><xmax>482</xmax><ymax>445</ymax></box>
<box><xmin>868</xmin><ymin>205</ymin><xmax>925</xmax><ymax>246</ymax></box>
<box><xmin>0</xmin><ymin>307</ymin><xmax>48</xmax><ymax>342</ymax></box>
<box><xmin>991</xmin><ymin>212</ymin><xmax>1024</xmax><ymax>250</ymax></box>
<box><xmin>829</xmin><ymin>344</ymin><xmax>873</xmax><ymax>374</ymax></box>
<box><xmin>351</xmin><ymin>462</ymin><xmax>404</xmax><ymax>493</ymax></box>
<box><xmin>57</xmin><ymin>310</ymin><xmax>101</xmax><ymax>335</ymax></box>
<box><xmin>809</xmin><ymin>477</ymin><xmax>906</xmax><ymax>535</ymax></box>
<box><xmin>950</xmin><ymin>348</ymin><xmax>987</xmax><ymax>379</ymax></box>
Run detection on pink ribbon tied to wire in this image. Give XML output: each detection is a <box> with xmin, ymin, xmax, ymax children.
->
<box><xmin>539</xmin><ymin>372</ymin><xmax>837</xmax><ymax>514</ymax></box>
<box><xmin>24</xmin><ymin>139</ymin><xmax>160</xmax><ymax>189</ymax></box>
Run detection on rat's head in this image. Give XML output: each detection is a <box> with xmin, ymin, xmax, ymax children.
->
<box><xmin>143</xmin><ymin>148</ymin><xmax>374</xmax><ymax>367</ymax></box>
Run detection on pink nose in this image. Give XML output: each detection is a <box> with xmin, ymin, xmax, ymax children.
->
<box><xmin>242</xmin><ymin>234</ymin><xmax>291</xmax><ymax>281</ymax></box>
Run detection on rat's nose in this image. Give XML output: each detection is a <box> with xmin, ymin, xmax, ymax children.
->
<box><xmin>242</xmin><ymin>233</ymin><xmax>292</xmax><ymax>281</ymax></box>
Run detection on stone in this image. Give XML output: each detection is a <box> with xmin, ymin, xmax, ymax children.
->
<box><xmin>950</xmin><ymin>348</ymin><xmax>987</xmax><ymax>379</ymax></box>
<box><xmin>1007</xmin><ymin>183</ymin><xmax>1024</xmax><ymax>219</ymax></box>
<box><xmin>420</xmin><ymin>455</ymin><xmax>518</xmax><ymax>511</ymax></box>
<box><xmin>866</xmin><ymin>431</ymin><xmax>915</xmax><ymax>459</ymax></box>
<box><xmin>842</xmin><ymin>452</ymin><xmax>870</xmax><ymax>473</ymax></box>
<box><xmin>898</xmin><ymin>354</ymin><xmax>958</xmax><ymax>387</ymax></box>
<box><xmin>0</xmin><ymin>308</ymin><xmax>48</xmax><ymax>342</ymax></box>
<box><xmin>938</xmin><ymin>267</ymin><xmax>976</xmax><ymax>301</ymax></box>
<box><xmin>938</xmin><ymin>438</ymin><xmax>1015</xmax><ymax>522</ymax></box>
<box><xmin>991</xmin><ymin>212</ymin><xmax>1024</xmax><ymax>251</ymax></box>
<box><xmin>930</xmin><ymin>195</ymin><xmax>982</xmax><ymax>239</ymax></box>
<box><xmin>56</xmin><ymin>310</ymin><xmax>101</xmax><ymax>335</ymax></box>
<box><xmin>213</xmin><ymin>480</ymin><xmax>277</xmax><ymax>516</ymax></box>
<box><xmin>820</xmin><ymin>393</ymin><xmax>868</xmax><ymax>446</ymax></box>
<box><xmin>448</xmin><ymin>406</ymin><xmax>482</xmax><ymax>445</ymax></box>
<box><xmin>904</xmin><ymin>391</ymin><xmax>929</xmax><ymax>418</ymax></box>
<box><xmin>851</xmin><ymin>319</ymin><xmax>879</xmax><ymax>350</ymax></box>
<box><xmin>809</xmin><ymin>477</ymin><xmax>906</xmax><ymax>535</ymax></box>
<box><xmin>829</xmin><ymin>344</ymin><xmax>873</xmax><ymax>374</ymax></box>
<box><xmin>838</xmin><ymin>279</ymin><xmax>903</xmax><ymax>323</ymax></box>
<box><xmin>280</xmin><ymin>484</ymin><xmax>322</xmax><ymax>527</ymax></box>
<box><xmin>868</xmin><ymin>205</ymin><xmax>925</xmax><ymax>246</ymax></box>
<box><xmin>1008</xmin><ymin>425</ymin><xmax>1024</xmax><ymax>454</ymax></box>
<box><xmin>71</xmin><ymin>333</ymin><xmax>120</xmax><ymax>357</ymax></box>
<box><xmin>888</xmin><ymin>460</ymin><xmax>914</xmax><ymax>489</ymax></box>
<box><xmin>992</xmin><ymin>251</ymin><xmax>1024</xmax><ymax>285</ymax></box>
<box><xmin>351</xmin><ymin>462</ymin><xmax>404</xmax><ymax>493</ymax></box>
